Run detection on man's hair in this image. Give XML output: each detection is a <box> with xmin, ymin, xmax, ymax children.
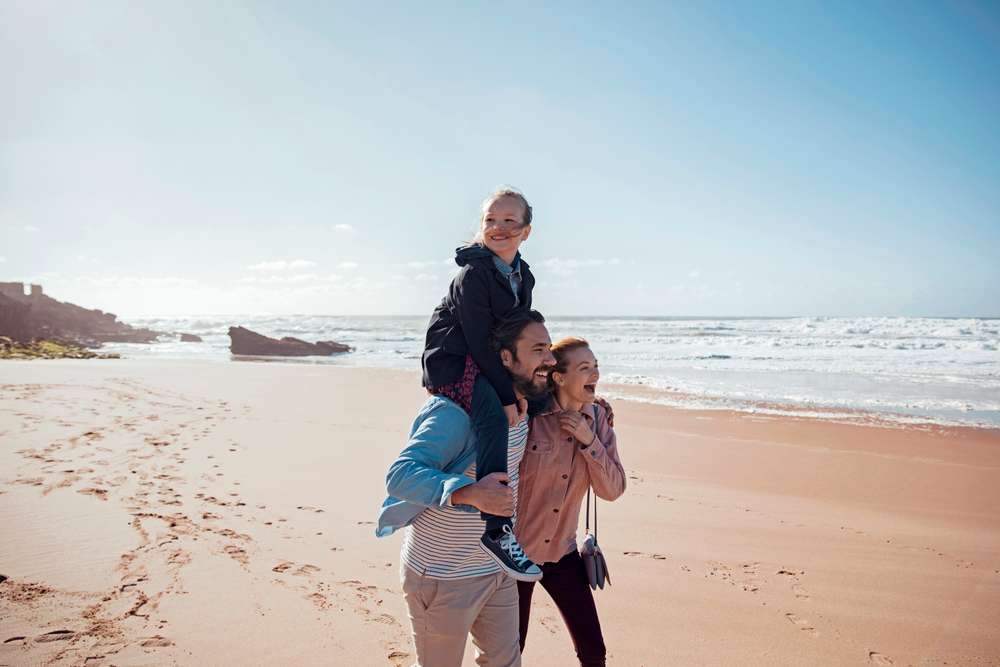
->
<box><xmin>491</xmin><ymin>309</ymin><xmax>545</xmax><ymax>360</ymax></box>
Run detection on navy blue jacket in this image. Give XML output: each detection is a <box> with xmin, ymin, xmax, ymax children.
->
<box><xmin>421</xmin><ymin>245</ymin><xmax>535</xmax><ymax>407</ymax></box>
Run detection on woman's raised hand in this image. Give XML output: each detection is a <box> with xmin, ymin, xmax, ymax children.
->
<box><xmin>559</xmin><ymin>411</ymin><xmax>596</xmax><ymax>445</ymax></box>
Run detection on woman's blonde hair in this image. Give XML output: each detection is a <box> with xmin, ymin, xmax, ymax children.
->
<box><xmin>548</xmin><ymin>337</ymin><xmax>591</xmax><ymax>390</ymax></box>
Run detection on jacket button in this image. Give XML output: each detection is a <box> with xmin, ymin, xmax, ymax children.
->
<box><xmin>553</xmin><ymin>508</ymin><xmax>559</xmax><ymax>513</ymax></box>
<box><xmin>532</xmin><ymin>445</ymin><xmax>537</xmax><ymax>450</ymax></box>
<box><xmin>566</xmin><ymin>437</ymin><xmax>572</xmax><ymax>442</ymax></box>
<box><xmin>544</xmin><ymin>538</ymin><xmax>550</xmax><ymax>543</ymax></box>
<box><xmin>561</xmin><ymin>474</ymin><xmax>568</xmax><ymax>479</ymax></box>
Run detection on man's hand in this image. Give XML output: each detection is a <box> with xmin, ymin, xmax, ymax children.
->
<box><xmin>559</xmin><ymin>410</ymin><xmax>595</xmax><ymax>444</ymax></box>
<box><xmin>594</xmin><ymin>396</ymin><xmax>614</xmax><ymax>427</ymax></box>
<box><xmin>450</xmin><ymin>472</ymin><xmax>514</xmax><ymax>516</ymax></box>
<box><xmin>503</xmin><ymin>400</ymin><xmax>528</xmax><ymax>427</ymax></box>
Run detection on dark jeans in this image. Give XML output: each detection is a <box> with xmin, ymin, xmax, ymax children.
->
<box><xmin>471</xmin><ymin>375</ymin><xmax>511</xmax><ymax>532</ymax></box>
<box><xmin>517</xmin><ymin>549</ymin><xmax>607</xmax><ymax>667</ymax></box>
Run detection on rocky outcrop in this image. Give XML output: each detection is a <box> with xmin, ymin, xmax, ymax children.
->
<box><xmin>180</xmin><ymin>333</ymin><xmax>203</xmax><ymax>342</ymax></box>
<box><xmin>228</xmin><ymin>326</ymin><xmax>351</xmax><ymax>357</ymax></box>
<box><xmin>0</xmin><ymin>337</ymin><xmax>120</xmax><ymax>359</ymax></box>
<box><xmin>0</xmin><ymin>282</ymin><xmax>161</xmax><ymax>346</ymax></box>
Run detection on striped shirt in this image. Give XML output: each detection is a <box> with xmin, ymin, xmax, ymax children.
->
<box><xmin>401</xmin><ymin>418</ymin><xmax>529</xmax><ymax>580</ymax></box>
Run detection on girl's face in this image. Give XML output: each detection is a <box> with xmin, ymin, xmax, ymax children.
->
<box><xmin>552</xmin><ymin>346</ymin><xmax>599</xmax><ymax>405</ymax></box>
<box><xmin>480</xmin><ymin>195</ymin><xmax>531</xmax><ymax>259</ymax></box>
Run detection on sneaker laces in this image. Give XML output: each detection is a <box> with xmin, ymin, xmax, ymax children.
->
<box><xmin>499</xmin><ymin>524</ymin><xmax>532</xmax><ymax>569</ymax></box>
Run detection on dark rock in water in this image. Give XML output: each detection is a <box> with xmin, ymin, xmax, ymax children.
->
<box><xmin>180</xmin><ymin>333</ymin><xmax>203</xmax><ymax>342</ymax></box>
<box><xmin>228</xmin><ymin>326</ymin><xmax>351</xmax><ymax>357</ymax></box>
<box><xmin>0</xmin><ymin>282</ymin><xmax>161</xmax><ymax>345</ymax></box>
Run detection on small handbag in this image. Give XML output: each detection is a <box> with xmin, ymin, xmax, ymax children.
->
<box><xmin>579</xmin><ymin>405</ymin><xmax>611</xmax><ymax>590</ymax></box>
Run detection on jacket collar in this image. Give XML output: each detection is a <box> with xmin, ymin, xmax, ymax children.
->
<box><xmin>537</xmin><ymin>395</ymin><xmax>596</xmax><ymax>421</ymax></box>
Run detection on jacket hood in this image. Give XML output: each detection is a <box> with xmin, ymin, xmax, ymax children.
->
<box><xmin>454</xmin><ymin>244</ymin><xmax>526</xmax><ymax>268</ymax></box>
<box><xmin>454</xmin><ymin>244</ymin><xmax>497</xmax><ymax>267</ymax></box>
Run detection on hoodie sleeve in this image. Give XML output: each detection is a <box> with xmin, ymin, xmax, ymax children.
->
<box><xmin>451</xmin><ymin>266</ymin><xmax>517</xmax><ymax>406</ymax></box>
<box><xmin>384</xmin><ymin>403</ymin><xmax>478</xmax><ymax>512</ymax></box>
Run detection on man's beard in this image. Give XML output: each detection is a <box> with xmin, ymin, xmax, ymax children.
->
<box><xmin>511</xmin><ymin>367</ymin><xmax>550</xmax><ymax>399</ymax></box>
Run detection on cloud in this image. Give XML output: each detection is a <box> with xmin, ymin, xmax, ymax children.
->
<box><xmin>0</xmin><ymin>256</ymin><xmax>5</xmax><ymax>263</ymax></box>
<box><xmin>414</xmin><ymin>273</ymin><xmax>438</xmax><ymax>282</ymax></box>
<box><xmin>23</xmin><ymin>225</ymin><xmax>40</xmax><ymax>233</ymax></box>
<box><xmin>688</xmin><ymin>270</ymin><xmax>701</xmax><ymax>279</ymax></box>
<box><xmin>337</xmin><ymin>261</ymin><xmax>359</xmax><ymax>270</ymax></box>
<box><xmin>538</xmin><ymin>257</ymin><xmax>623</xmax><ymax>277</ymax></box>
<box><xmin>73</xmin><ymin>275</ymin><xmax>196</xmax><ymax>288</ymax></box>
<box><xmin>332</xmin><ymin>224</ymin><xmax>356</xmax><ymax>233</ymax></box>
<box><xmin>239</xmin><ymin>273</ymin><xmax>319</xmax><ymax>285</ymax></box>
<box><xmin>247</xmin><ymin>259</ymin><xmax>316</xmax><ymax>272</ymax></box>
<box><xmin>405</xmin><ymin>259</ymin><xmax>452</xmax><ymax>270</ymax></box>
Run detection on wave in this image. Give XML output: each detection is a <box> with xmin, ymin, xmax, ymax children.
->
<box><xmin>105</xmin><ymin>314</ymin><xmax>1000</xmax><ymax>428</ymax></box>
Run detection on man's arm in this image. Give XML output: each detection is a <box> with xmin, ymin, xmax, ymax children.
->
<box><xmin>385</xmin><ymin>405</ymin><xmax>478</xmax><ymax>511</ymax></box>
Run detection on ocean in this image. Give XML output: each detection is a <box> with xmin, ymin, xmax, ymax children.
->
<box><xmin>102</xmin><ymin>315</ymin><xmax>1000</xmax><ymax>429</ymax></box>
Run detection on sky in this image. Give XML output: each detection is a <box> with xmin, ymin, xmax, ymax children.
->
<box><xmin>1</xmin><ymin>1</ymin><xmax>999</xmax><ymax>318</ymax></box>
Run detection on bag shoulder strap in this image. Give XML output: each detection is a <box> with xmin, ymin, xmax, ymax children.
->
<box><xmin>587</xmin><ymin>404</ymin><xmax>599</xmax><ymax>540</ymax></box>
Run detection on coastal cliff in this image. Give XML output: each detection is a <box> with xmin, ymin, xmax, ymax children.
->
<box><xmin>0</xmin><ymin>282</ymin><xmax>161</xmax><ymax>347</ymax></box>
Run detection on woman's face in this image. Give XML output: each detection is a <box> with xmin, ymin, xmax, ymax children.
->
<box><xmin>480</xmin><ymin>195</ymin><xmax>531</xmax><ymax>258</ymax></box>
<box><xmin>552</xmin><ymin>346</ymin><xmax>599</xmax><ymax>404</ymax></box>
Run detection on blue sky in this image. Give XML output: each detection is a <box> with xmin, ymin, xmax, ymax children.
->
<box><xmin>1</xmin><ymin>1</ymin><xmax>998</xmax><ymax>317</ymax></box>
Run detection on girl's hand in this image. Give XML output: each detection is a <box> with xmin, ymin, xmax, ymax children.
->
<box><xmin>503</xmin><ymin>403</ymin><xmax>520</xmax><ymax>427</ymax></box>
<box><xmin>559</xmin><ymin>411</ymin><xmax>596</xmax><ymax>445</ymax></box>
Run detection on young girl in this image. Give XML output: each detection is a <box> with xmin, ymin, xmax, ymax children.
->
<box><xmin>420</xmin><ymin>187</ymin><xmax>541</xmax><ymax>581</ymax></box>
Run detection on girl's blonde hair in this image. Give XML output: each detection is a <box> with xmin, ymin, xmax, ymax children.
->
<box><xmin>471</xmin><ymin>187</ymin><xmax>533</xmax><ymax>243</ymax></box>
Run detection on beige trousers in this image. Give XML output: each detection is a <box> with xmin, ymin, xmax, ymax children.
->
<box><xmin>401</xmin><ymin>566</ymin><xmax>521</xmax><ymax>667</ymax></box>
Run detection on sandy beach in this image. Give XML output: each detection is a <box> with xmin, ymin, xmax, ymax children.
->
<box><xmin>1</xmin><ymin>359</ymin><xmax>999</xmax><ymax>666</ymax></box>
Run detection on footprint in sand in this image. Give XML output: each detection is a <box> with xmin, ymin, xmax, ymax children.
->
<box><xmin>140</xmin><ymin>635</ymin><xmax>175</xmax><ymax>647</ymax></box>
<box><xmin>294</xmin><ymin>564</ymin><xmax>321</xmax><ymax>577</ymax></box>
<box><xmin>539</xmin><ymin>615</ymin><xmax>560</xmax><ymax>635</ymax></box>
<box><xmin>387</xmin><ymin>649</ymin><xmax>411</xmax><ymax>666</ymax></box>
<box><xmin>77</xmin><ymin>487</ymin><xmax>109</xmax><ymax>500</ymax></box>
<box><xmin>223</xmin><ymin>545</ymin><xmax>249</xmax><ymax>565</ymax></box>
<box><xmin>33</xmin><ymin>629</ymin><xmax>76</xmax><ymax>643</ymax></box>
<box><xmin>784</xmin><ymin>612</ymin><xmax>819</xmax><ymax>638</ymax></box>
<box><xmin>868</xmin><ymin>652</ymin><xmax>893</xmax><ymax>665</ymax></box>
<box><xmin>272</xmin><ymin>561</ymin><xmax>295</xmax><ymax>573</ymax></box>
<box><xmin>623</xmin><ymin>551</ymin><xmax>667</xmax><ymax>560</ymax></box>
<box><xmin>308</xmin><ymin>592</ymin><xmax>331</xmax><ymax>609</ymax></box>
<box><xmin>297</xmin><ymin>505</ymin><xmax>325</xmax><ymax>513</ymax></box>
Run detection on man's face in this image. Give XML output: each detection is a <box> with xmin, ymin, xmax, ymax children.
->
<box><xmin>501</xmin><ymin>321</ymin><xmax>555</xmax><ymax>398</ymax></box>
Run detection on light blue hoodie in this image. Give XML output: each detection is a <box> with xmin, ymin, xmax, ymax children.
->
<box><xmin>376</xmin><ymin>395</ymin><xmax>480</xmax><ymax>537</ymax></box>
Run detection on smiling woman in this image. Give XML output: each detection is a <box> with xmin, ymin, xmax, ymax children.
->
<box><xmin>515</xmin><ymin>336</ymin><xmax>626</xmax><ymax>667</ymax></box>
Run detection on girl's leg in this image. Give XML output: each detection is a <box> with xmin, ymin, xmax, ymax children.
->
<box><xmin>516</xmin><ymin>580</ymin><xmax>536</xmax><ymax>653</ymax></box>
<box><xmin>538</xmin><ymin>551</ymin><xmax>607</xmax><ymax>667</ymax></box>
<box><xmin>470</xmin><ymin>374</ymin><xmax>511</xmax><ymax>532</ymax></box>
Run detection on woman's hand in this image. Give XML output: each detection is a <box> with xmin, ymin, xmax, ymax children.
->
<box><xmin>559</xmin><ymin>410</ymin><xmax>596</xmax><ymax>445</ymax></box>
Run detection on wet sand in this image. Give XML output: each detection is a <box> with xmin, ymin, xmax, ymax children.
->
<box><xmin>1</xmin><ymin>360</ymin><xmax>998</xmax><ymax>665</ymax></box>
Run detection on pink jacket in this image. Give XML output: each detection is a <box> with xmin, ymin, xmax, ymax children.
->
<box><xmin>515</xmin><ymin>399</ymin><xmax>626</xmax><ymax>564</ymax></box>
